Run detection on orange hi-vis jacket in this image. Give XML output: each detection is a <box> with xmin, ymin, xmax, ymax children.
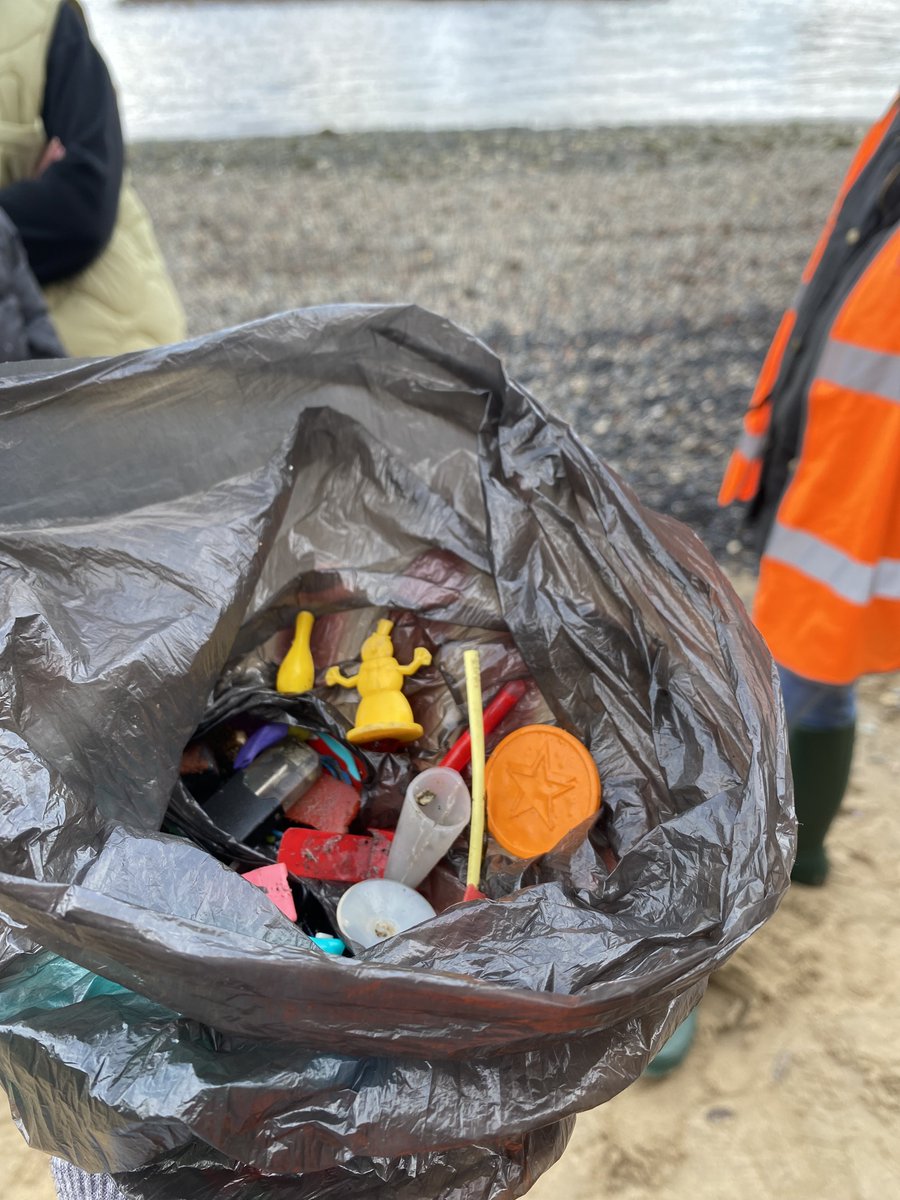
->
<box><xmin>719</xmin><ymin>95</ymin><xmax>900</xmax><ymax>686</ymax></box>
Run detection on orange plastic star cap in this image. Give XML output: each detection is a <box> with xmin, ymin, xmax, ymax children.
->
<box><xmin>486</xmin><ymin>724</ymin><xmax>601</xmax><ymax>858</ymax></box>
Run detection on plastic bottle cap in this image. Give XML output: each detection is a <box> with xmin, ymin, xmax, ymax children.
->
<box><xmin>485</xmin><ymin>724</ymin><xmax>601</xmax><ymax>858</ymax></box>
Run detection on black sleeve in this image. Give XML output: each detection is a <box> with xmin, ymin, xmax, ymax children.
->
<box><xmin>0</xmin><ymin>2</ymin><xmax>124</xmax><ymax>285</ymax></box>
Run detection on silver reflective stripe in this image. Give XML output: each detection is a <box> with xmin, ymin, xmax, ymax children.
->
<box><xmin>817</xmin><ymin>338</ymin><xmax>900</xmax><ymax>405</ymax></box>
<box><xmin>791</xmin><ymin>281</ymin><xmax>807</xmax><ymax>311</ymax></box>
<box><xmin>736</xmin><ymin>430</ymin><xmax>765</xmax><ymax>459</ymax></box>
<box><xmin>766</xmin><ymin>523</ymin><xmax>900</xmax><ymax>604</ymax></box>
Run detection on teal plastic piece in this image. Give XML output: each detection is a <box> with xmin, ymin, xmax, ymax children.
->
<box><xmin>311</xmin><ymin>935</ymin><xmax>346</xmax><ymax>955</ymax></box>
<box><xmin>317</xmin><ymin>733</ymin><xmax>362</xmax><ymax>783</ymax></box>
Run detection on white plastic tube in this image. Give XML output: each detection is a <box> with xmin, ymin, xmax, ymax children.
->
<box><xmin>384</xmin><ymin>767</ymin><xmax>472</xmax><ymax>887</ymax></box>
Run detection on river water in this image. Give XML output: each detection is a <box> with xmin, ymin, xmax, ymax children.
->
<box><xmin>84</xmin><ymin>0</ymin><xmax>900</xmax><ymax>141</ymax></box>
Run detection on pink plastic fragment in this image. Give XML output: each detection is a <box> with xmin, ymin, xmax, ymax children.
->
<box><xmin>242</xmin><ymin>862</ymin><xmax>297</xmax><ymax>922</ymax></box>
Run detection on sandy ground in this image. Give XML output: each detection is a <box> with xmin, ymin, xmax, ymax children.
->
<box><xmin>3</xmin><ymin>124</ymin><xmax>900</xmax><ymax>1198</ymax></box>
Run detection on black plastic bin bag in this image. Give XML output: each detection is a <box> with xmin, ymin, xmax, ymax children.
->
<box><xmin>0</xmin><ymin>306</ymin><xmax>794</xmax><ymax>1199</ymax></box>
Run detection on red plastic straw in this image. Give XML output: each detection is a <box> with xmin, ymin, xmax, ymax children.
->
<box><xmin>439</xmin><ymin>679</ymin><xmax>528</xmax><ymax>772</ymax></box>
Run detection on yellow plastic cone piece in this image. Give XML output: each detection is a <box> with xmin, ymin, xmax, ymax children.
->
<box><xmin>276</xmin><ymin>611</ymin><xmax>316</xmax><ymax>694</ymax></box>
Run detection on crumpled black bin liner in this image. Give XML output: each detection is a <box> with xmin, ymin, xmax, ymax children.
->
<box><xmin>0</xmin><ymin>306</ymin><xmax>793</xmax><ymax>1199</ymax></box>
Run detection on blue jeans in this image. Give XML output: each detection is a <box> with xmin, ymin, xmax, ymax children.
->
<box><xmin>777</xmin><ymin>664</ymin><xmax>856</xmax><ymax>732</ymax></box>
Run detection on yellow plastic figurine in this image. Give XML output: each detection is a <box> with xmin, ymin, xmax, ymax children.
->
<box><xmin>276</xmin><ymin>611</ymin><xmax>316</xmax><ymax>694</ymax></box>
<box><xmin>325</xmin><ymin>619</ymin><xmax>432</xmax><ymax>744</ymax></box>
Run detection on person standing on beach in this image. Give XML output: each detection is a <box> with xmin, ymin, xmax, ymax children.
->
<box><xmin>646</xmin><ymin>96</ymin><xmax>900</xmax><ymax>1081</ymax></box>
<box><xmin>719</xmin><ymin>91</ymin><xmax>900</xmax><ymax>886</ymax></box>
<box><xmin>0</xmin><ymin>0</ymin><xmax>185</xmax><ymax>356</ymax></box>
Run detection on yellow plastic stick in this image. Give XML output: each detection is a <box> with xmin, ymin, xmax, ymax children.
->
<box><xmin>464</xmin><ymin>649</ymin><xmax>486</xmax><ymax>894</ymax></box>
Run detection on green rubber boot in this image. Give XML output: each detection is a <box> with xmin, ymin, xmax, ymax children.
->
<box><xmin>789</xmin><ymin>723</ymin><xmax>855</xmax><ymax>887</ymax></box>
<box><xmin>644</xmin><ymin>1008</ymin><xmax>699</xmax><ymax>1079</ymax></box>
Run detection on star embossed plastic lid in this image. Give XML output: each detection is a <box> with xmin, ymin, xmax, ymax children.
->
<box><xmin>485</xmin><ymin>724</ymin><xmax>601</xmax><ymax>859</ymax></box>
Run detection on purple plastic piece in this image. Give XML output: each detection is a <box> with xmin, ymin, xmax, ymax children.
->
<box><xmin>233</xmin><ymin>723</ymin><xmax>289</xmax><ymax>770</ymax></box>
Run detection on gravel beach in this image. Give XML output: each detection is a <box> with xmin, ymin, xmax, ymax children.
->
<box><xmin>133</xmin><ymin>121</ymin><xmax>866</xmax><ymax>567</ymax></box>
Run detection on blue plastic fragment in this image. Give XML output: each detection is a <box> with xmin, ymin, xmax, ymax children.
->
<box><xmin>320</xmin><ymin>758</ymin><xmax>353</xmax><ymax>785</ymax></box>
<box><xmin>311</xmin><ymin>935</ymin><xmax>346</xmax><ymax>956</ymax></box>
<box><xmin>233</xmin><ymin>723</ymin><xmax>289</xmax><ymax>770</ymax></box>
<box><xmin>317</xmin><ymin>733</ymin><xmax>362</xmax><ymax>782</ymax></box>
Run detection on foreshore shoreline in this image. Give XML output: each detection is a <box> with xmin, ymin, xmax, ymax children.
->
<box><xmin>129</xmin><ymin>120</ymin><xmax>864</xmax><ymax>171</ymax></box>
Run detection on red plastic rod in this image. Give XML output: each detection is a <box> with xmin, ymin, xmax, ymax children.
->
<box><xmin>439</xmin><ymin>679</ymin><xmax>528</xmax><ymax>772</ymax></box>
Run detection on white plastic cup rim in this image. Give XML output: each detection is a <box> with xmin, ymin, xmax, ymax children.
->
<box><xmin>337</xmin><ymin>878</ymin><xmax>437</xmax><ymax>952</ymax></box>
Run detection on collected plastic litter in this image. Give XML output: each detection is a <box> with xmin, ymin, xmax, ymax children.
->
<box><xmin>242</xmin><ymin>862</ymin><xmax>297</xmax><ymax>921</ymax></box>
<box><xmin>310</xmin><ymin>934</ymin><xmax>347</xmax><ymax>955</ymax></box>
<box><xmin>202</xmin><ymin>738</ymin><xmax>321</xmax><ymax>842</ymax></box>
<box><xmin>232</xmin><ymin>722</ymin><xmax>290</xmax><ymax>770</ymax></box>
<box><xmin>307</xmin><ymin>732</ymin><xmax>364</xmax><ymax>787</ymax></box>
<box><xmin>440</xmin><ymin>678</ymin><xmax>527</xmax><ymax>772</ymax></box>
<box><xmin>486</xmin><ymin>724</ymin><xmax>602</xmax><ymax>859</ymax></box>
<box><xmin>463</xmin><ymin>648</ymin><xmax>489</xmax><ymax>902</ymax></box>
<box><xmin>242</xmin><ymin>865</ymin><xmax>345</xmax><ymax>953</ymax></box>
<box><xmin>385</xmin><ymin>767</ymin><xmax>472</xmax><ymax>887</ymax></box>
<box><xmin>0</xmin><ymin>306</ymin><xmax>793</xmax><ymax>1200</ymax></box>
<box><xmin>178</xmin><ymin>740</ymin><xmax>220</xmax><ymax>802</ymax></box>
<box><xmin>337</xmin><ymin>878</ymin><xmax>437</xmax><ymax>953</ymax></box>
<box><xmin>326</xmin><ymin>618</ymin><xmax>433</xmax><ymax>744</ymax></box>
<box><xmin>276</xmin><ymin>610</ymin><xmax>316</xmax><ymax>694</ymax></box>
<box><xmin>277</xmin><ymin>826</ymin><xmax>395</xmax><ymax>883</ymax></box>
<box><xmin>282</xmin><ymin>772</ymin><xmax>360</xmax><ymax>831</ymax></box>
